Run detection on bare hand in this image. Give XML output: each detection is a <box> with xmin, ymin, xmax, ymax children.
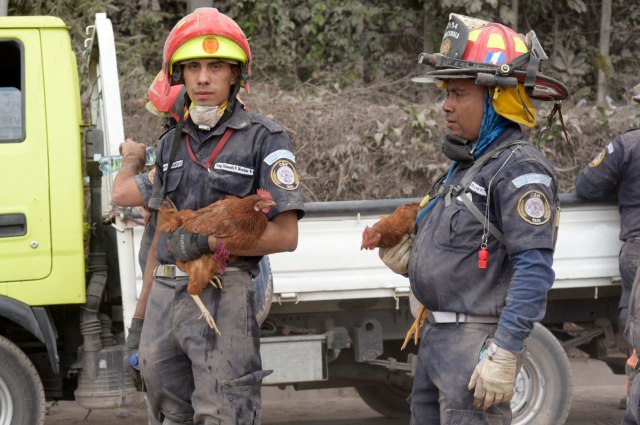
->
<box><xmin>119</xmin><ymin>139</ymin><xmax>147</xmax><ymax>165</ymax></box>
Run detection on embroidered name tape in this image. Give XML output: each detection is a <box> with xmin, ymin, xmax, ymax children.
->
<box><xmin>162</xmin><ymin>160</ymin><xmax>183</xmax><ymax>172</ymax></box>
<box><xmin>264</xmin><ymin>149</ymin><xmax>296</xmax><ymax>166</ymax></box>
<box><xmin>213</xmin><ymin>163</ymin><xmax>254</xmax><ymax>176</ymax></box>
<box><xmin>469</xmin><ymin>181</ymin><xmax>487</xmax><ymax>196</ymax></box>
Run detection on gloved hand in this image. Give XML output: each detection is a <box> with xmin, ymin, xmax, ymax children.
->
<box><xmin>124</xmin><ymin>318</ymin><xmax>144</xmax><ymax>391</ymax></box>
<box><xmin>169</xmin><ymin>228</ymin><xmax>211</xmax><ymax>262</ymax></box>
<box><xmin>468</xmin><ymin>340</ymin><xmax>519</xmax><ymax>410</ymax></box>
<box><xmin>125</xmin><ymin>317</ymin><xmax>144</xmax><ymax>351</ymax></box>
<box><xmin>378</xmin><ymin>233</ymin><xmax>413</xmax><ymax>275</ymax></box>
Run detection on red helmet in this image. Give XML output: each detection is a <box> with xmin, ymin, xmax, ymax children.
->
<box><xmin>161</xmin><ymin>8</ymin><xmax>252</xmax><ymax>92</ymax></box>
<box><xmin>146</xmin><ymin>71</ymin><xmax>185</xmax><ymax>121</ymax></box>
<box><xmin>414</xmin><ymin>13</ymin><xmax>568</xmax><ymax>101</ymax></box>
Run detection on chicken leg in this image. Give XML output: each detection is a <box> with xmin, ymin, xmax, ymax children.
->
<box><xmin>401</xmin><ymin>303</ymin><xmax>428</xmax><ymax>350</ymax></box>
<box><xmin>191</xmin><ymin>294</ymin><xmax>222</xmax><ymax>335</ymax></box>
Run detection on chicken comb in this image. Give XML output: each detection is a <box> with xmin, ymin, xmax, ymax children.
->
<box><xmin>256</xmin><ymin>188</ymin><xmax>273</xmax><ymax>201</ymax></box>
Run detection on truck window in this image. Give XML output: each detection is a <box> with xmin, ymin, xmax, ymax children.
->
<box><xmin>0</xmin><ymin>40</ymin><xmax>25</xmax><ymax>142</ymax></box>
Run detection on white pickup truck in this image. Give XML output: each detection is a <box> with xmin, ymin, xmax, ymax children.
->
<box><xmin>259</xmin><ymin>194</ymin><xmax>623</xmax><ymax>425</ymax></box>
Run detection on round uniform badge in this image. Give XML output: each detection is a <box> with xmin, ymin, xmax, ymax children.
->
<box><xmin>148</xmin><ymin>167</ymin><xmax>157</xmax><ymax>185</ymax></box>
<box><xmin>270</xmin><ymin>159</ymin><xmax>299</xmax><ymax>190</ymax></box>
<box><xmin>517</xmin><ymin>190</ymin><xmax>551</xmax><ymax>225</ymax></box>
<box><xmin>588</xmin><ymin>149</ymin><xmax>606</xmax><ymax>168</ymax></box>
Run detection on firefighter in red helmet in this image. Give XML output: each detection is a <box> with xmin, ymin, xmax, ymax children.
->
<box><xmin>111</xmin><ymin>8</ymin><xmax>305</xmax><ymax>424</ymax></box>
<box><xmin>379</xmin><ymin>14</ymin><xmax>567</xmax><ymax>424</ymax></box>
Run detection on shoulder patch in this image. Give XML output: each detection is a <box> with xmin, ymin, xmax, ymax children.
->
<box><xmin>264</xmin><ymin>149</ymin><xmax>296</xmax><ymax>165</ymax></box>
<box><xmin>270</xmin><ymin>159</ymin><xmax>299</xmax><ymax>190</ymax></box>
<box><xmin>511</xmin><ymin>173</ymin><xmax>552</xmax><ymax>188</ymax></box>
<box><xmin>250</xmin><ymin>113</ymin><xmax>283</xmax><ymax>134</ymax></box>
<box><xmin>517</xmin><ymin>190</ymin><xmax>551</xmax><ymax>225</ymax></box>
<box><xmin>588</xmin><ymin>148</ymin><xmax>606</xmax><ymax>168</ymax></box>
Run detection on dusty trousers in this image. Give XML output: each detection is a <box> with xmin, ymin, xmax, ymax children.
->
<box><xmin>410</xmin><ymin>323</ymin><xmax>512</xmax><ymax>425</ymax></box>
<box><xmin>139</xmin><ymin>270</ymin><xmax>270</xmax><ymax>425</ymax></box>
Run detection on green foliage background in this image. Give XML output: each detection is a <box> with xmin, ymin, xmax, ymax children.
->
<box><xmin>8</xmin><ymin>0</ymin><xmax>640</xmax><ymax>200</ymax></box>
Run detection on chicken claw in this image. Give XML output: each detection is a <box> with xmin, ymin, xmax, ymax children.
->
<box><xmin>190</xmin><ymin>294</ymin><xmax>222</xmax><ymax>335</ymax></box>
<box><xmin>209</xmin><ymin>275</ymin><xmax>223</xmax><ymax>289</ymax></box>
<box><xmin>401</xmin><ymin>304</ymin><xmax>427</xmax><ymax>350</ymax></box>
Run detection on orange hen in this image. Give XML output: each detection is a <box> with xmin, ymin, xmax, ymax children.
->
<box><xmin>361</xmin><ymin>202</ymin><xmax>420</xmax><ymax>250</ymax></box>
<box><xmin>158</xmin><ymin>189</ymin><xmax>276</xmax><ymax>334</ymax></box>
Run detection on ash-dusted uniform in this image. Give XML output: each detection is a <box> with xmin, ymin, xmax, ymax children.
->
<box><xmin>139</xmin><ymin>100</ymin><xmax>305</xmax><ymax>425</ymax></box>
<box><xmin>576</xmin><ymin>129</ymin><xmax>640</xmax><ymax>329</ymax></box>
<box><xmin>408</xmin><ymin>125</ymin><xmax>558</xmax><ymax>423</ymax></box>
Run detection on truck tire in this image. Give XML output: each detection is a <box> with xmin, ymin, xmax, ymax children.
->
<box><xmin>0</xmin><ymin>335</ymin><xmax>45</xmax><ymax>425</ymax></box>
<box><xmin>355</xmin><ymin>324</ymin><xmax>572</xmax><ymax>424</ymax></box>
<box><xmin>512</xmin><ymin>323</ymin><xmax>573</xmax><ymax>425</ymax></box>
<box><xmin>356</xmin><ymin>384</ymin><xmax>410</xmax><ymax>419</ymax></box>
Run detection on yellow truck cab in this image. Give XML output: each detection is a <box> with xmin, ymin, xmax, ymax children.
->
<box><xmin>0</xmin><ymin>14</ymin><xmax>140</xmax><ymax>425</ymax></box>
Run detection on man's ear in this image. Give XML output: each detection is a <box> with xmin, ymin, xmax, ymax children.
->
<box><xmin>230</xmin><ymin>65</ymin><xmax>241</xmax><ymax>85</ymax></box>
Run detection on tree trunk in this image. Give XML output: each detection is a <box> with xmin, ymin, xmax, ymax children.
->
<box><xmin>596</xmin><ymin>0</ymin><xmax>612</xmax><ymax>106</ymax></box>
<box><xmin>0</xmin><ymin>0</ymin><xmax>8</xmax><ymax>16</ymax></box>
<box><xmin>511</xmin><ymin>0</ymin><xmax>519</xmax><ymax>32</ymax></box>
<box><xmin>187</xmin><ymin>0</ymin><xmax>214</xmax><ymax>13</ymax></box>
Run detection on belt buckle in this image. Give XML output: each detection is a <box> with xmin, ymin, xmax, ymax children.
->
<box><xmin>162</xmin><ymin>264</ymin><xmax>176</xmax><ymax>278</ymax></box>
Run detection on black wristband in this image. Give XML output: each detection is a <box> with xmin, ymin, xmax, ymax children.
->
<box><xmin>170</xmin><ymin>229</ymin><xmax>211</xmax><ymax>262</ymax></box>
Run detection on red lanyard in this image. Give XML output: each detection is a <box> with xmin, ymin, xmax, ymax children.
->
<box><xmin>185</xmin><ymin>128</ymin><xmax>235</xmax><ymax>171</ymax></box>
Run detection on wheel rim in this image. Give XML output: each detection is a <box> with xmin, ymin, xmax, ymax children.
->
<box><xmin>0</xmin><ymin>375</ymin><xmax>13</xmax><ymax>425</ymax></box>
<box><xmin>511</xmin><ymin>352</ymin><xmax>545</xmax><ymax>425</ymax></box>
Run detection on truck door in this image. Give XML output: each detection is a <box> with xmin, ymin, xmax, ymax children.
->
<box><xmin>0</xmin><ymin>29</ymin><xmax>52</xmax><ymax>282</ymax></box>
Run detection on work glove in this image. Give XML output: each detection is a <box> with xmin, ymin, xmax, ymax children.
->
<box><xmin>378</xmin><ymin>234</ymin><xmax>413</xmax><ymax>276</ymax></box>
<box><xmin>124</xmin><ymin>318</ymin><xmax>144</xmax><ymax>391</ymax></box>
<box><xmin>169</xmin><ymin>229</ymin><xmax>211</xmax><ymax>262</ymax></box>
<box><xmin>468</xmin><ymin>340</ymin><xmax>519</xmax><ymax>410</ymax></box>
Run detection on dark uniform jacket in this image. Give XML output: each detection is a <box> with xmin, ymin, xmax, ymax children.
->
<box><xmin>149</xmin><ymin>100</ymin><xmax>305</xmax><ymax>268</ymax></box>
<box><xmin>409</xmin><ymin>125</ymin><xmax>558</xmax><ymax>349</ymax></box>
<box><xmin>576</xmin><ymin>128</ymin><xmax>640</xmax><ymax>241</ymax></box>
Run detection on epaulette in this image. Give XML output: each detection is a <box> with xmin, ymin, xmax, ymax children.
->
<box><xmin>248</xmin><ymin>113</ymin><xmax>284</xmax><ymax>134</ymax></box>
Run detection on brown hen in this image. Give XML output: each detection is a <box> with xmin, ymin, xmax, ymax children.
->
<box><xmin>158</xmin><ymin>189</ymin><xmax>276</xmax><ymax>335</ymax></box>
<box><xmin>360</xmin><ymin>201</ymin><xmax>428</xmax><ymax>349</ymax></box>
<box><xmin>360</xmin><ymin>202</ymin><xmax>420</xmax><ymax>250</ymax></box>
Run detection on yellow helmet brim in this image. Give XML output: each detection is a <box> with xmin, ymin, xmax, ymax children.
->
<box><xmin>170</xmin><ymin>35</ymin><xmax>247</xmax><ymax>74</ymax></box>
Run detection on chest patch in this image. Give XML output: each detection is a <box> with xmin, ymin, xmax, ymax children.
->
<box><xmin>270</xmin><ymin>159</ymin><xmax>299</xmax><ymax>190</ymax></box>
<box><xmin>147</xmin><ymin>167</ymin><xmax>156</xmax><ymax>185</ymax></box>
<box><xmin>264</xmin><ymin>149</ymin><xmax>296</xmax><ymax>165</ymax></box>
<box><xmin>213</xmin><ymin>162</ymin><xmax>254</xmax><ymax>176</ymax></box>
<box><xmin>511</xmin><ymin>173</ymin><xmax>552</xmax><ymax>188</ymax></box>
<box><xmin>517</xmin><ymin>190</ymin><xmax>551</xmax><ymax>225</ymax></box>
<box><xmin>162</xmin><ymin>160</ymin><xmax>183</xmax><ymax>172</ymax></box>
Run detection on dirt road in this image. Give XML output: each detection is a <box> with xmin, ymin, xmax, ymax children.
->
<box><xmin>44</xmin><ymin>359</ymin><xmax>626</xmax><ymax>425</ymax></box>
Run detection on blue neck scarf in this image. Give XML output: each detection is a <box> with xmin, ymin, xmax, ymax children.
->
<box><xmin>415</xmin><ymin>89</ymin><xmax>511</xmax><ymax>227</ymax></box>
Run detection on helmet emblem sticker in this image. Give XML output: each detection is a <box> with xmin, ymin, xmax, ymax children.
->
<box><xmin>202</xmin><ymin>37</ymin><xmax>219</xmax><ymax>54</ymax></box>
<box><xmin>517</xmin><ymin>190</ymin><xmax>550</xmax><ymax>225</ymax></box>
<box><xmin>270</xmin><ymin>159</ymin><xmax>299</xmax><ymax>190</ymax></box>
<box><xmin>440</xmin><ymin>38</ymin><xmax>452</xmax><ymax>55</ymax></box>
